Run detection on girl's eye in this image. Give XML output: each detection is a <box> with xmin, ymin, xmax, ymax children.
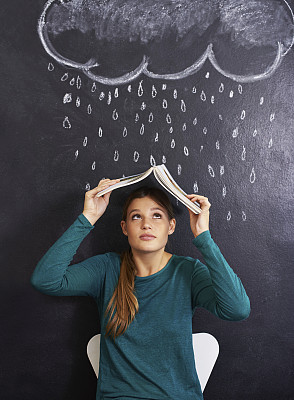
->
<box><xmin>153</xmin><ymin>213</ymin><xmax>162</xmax><ymax>218</ymax></box>
<box><xmin>132</xmin><ymin>214</ymin><xmax>141</xmax><ymax>220</ymax></box>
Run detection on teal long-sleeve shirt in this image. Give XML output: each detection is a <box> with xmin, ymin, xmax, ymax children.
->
<box><xmin>31</xmin><ymin>214</ymin><xmax>250</xmax><ymax>400</ymax></box>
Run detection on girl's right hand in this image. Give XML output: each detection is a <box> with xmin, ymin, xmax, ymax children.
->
<box><xmin>82</xmin><ymin>178</ymin><xmax>120</xmax><ymax>225</ymax></box>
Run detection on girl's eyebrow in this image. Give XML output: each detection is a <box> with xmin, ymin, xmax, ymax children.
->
<box><xmin>128</xmin><ymin>207</ymin><xmax>164</xmax><ymax>216</ymax></box>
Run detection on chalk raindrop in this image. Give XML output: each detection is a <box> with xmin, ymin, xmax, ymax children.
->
<box><xmin>140</xmin><ymin>123</ymin><xmax>145</xmax><ymax>135</ymax></box>
<box><xmin>91</xmin><ymin>82</ymin><xmax>97</xmax><ymax>92</ymax></box>
<box><xmin>63</xmin><ymin>93</ymin><xmax>72</xmax><ymax>104</ymax></box>
<box><xmin>134</xmin><ymin>151</ymin><xmax>140</xmax><ymax>162</ymax></box>
<box><xmin>200</xmin><ymin>90</ymin><xmax>206</xmax><ymax>101</ymax></box>
<box><xmin>63</xmin><ymin>116</ymin><xmax>71</xmax><ymax>129</ymax></box>
<box><xmin>250</xmin><ymin>167</ymin><xmax>256</xmax><ymax>183</ymax></box>
<box><xmin>138</xmin><ymin>81</ymin><xmax>143</xmax><ymax>97</ymax></box>
<box><xmin>61</xmin><ymin>73</ymin><xmax>69</xmax><ymax>81</ymax></box>
<box><xmin>76</xmin><ymin>75</ymin><xmax>81</xmax><ymax>89</ymax></box>
<box><xmin>208</xmin><ymin>164</ymin><xmax>215</xmax><ymax>177</ymax></box>
<box><xmin>112</xmin><ymin>109</ymin><xmax>118</xmax><ymax>120</ymax></box>
<box><xmin>181</xmin><ymin>100</ymin><xmax>186</xmax><ymax>112</ymax></box>
<box><xmin>150</xmin><ymin>155</ymin><xmax>156</xmax><ymax>166</ymax></box>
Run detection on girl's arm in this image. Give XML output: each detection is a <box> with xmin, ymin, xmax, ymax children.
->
<box><xmin>186</xmin><ymin>194</ymin><xmax>250</xmax><ymax>320</ymax></box>
<box><xmin>30</xmin><ymin>178</ymin><xmax>119</xmax><ymax>297</ymax></box>
<box><xmin>191</xmin><ymin>231</ymin><xmax>251</xmax><ymax>321</ymax></box>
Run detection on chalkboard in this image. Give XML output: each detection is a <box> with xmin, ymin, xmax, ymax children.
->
<box><xmin>1</xmin><ymin>1</ymin><xmax>293</xmax><ymax>399</ymax></box>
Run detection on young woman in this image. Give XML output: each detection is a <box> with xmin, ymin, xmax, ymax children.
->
<box><xmin>31</xmin><ymin>178</ymin><xmax>250</xmax><ymax>400</ymax></box>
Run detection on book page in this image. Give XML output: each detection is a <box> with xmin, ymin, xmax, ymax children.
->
<box><xmin>96</xmin><ymin>167</ymin><xmax>154</xmax><ymax>197</ymax></box>
<box><xmin>154</xmin><ymin>165</ymin><xmax>201</xmax><ymax>214</ymax></box>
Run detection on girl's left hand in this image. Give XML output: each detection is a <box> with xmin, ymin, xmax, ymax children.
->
<box><xmin>186</xmin><ymin>194</ymin><xmax>211</xmax><ymax>238</ymax></box>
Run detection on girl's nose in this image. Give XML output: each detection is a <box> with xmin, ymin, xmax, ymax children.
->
<box><xmin>141</xmin><ymin>218</ymin><xmax>152</xmax><ymax>229</ymax></box>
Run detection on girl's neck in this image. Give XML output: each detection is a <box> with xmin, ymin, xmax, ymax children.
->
<box><xmin>132</xmin><ymin>249</ymin><xmax>172</xmax><ymax>277</ymax></box>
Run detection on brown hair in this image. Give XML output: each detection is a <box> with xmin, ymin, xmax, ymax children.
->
<box><xmin>104</xmin><ymin>186</ymin><xmax>175</xmax><ymax>341</ymax></box>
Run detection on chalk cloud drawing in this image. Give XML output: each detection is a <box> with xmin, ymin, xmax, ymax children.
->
<box><xmin>39</xmin><ymin>0</ymin><xmax>294</xmax><ymax>85</ymax></box>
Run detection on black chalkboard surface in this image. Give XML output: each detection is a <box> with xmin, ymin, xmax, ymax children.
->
<box><xmin>1</xmin><ymin>1</ymin><xmax>293</xmax><ymax>399</ymax></box>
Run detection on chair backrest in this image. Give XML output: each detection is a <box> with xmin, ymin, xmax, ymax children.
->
<box><xmin>87</xmin><ymin>332</ymin><xmax>219</xmax><ymax>392</ymax></box>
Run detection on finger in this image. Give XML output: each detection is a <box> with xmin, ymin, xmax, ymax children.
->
<box><xmin>98</xmin><ymin>178</ymin><xmax>120</xmax><ymax>185</ymax></box>
<box><xmin>186</xmin><ymin>194</ymin><xmax>207</xmax><ymax>199</ymax></box>
<box><xmin>99</xmin><ymin>179</ymin><xmax>120</xmax><ymax>188</ymax></box>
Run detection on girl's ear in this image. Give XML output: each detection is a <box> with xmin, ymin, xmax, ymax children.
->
<box><xmin>168</xmin><ymin>218</ymin><xmax>176</xmax><ymax>235</ymax></box>
<box><xmin>121</xmin><ymin>220</ymin><xmax>128</xmax><ymax>236</ymax></box>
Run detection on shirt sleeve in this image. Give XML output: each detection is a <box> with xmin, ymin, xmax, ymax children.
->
<box><xmin>30</xmin><ymin>213</ymin><xmax>108</xmax><ymax>298</ymax></box>
<box><xmin>191</xmin><ymin>230</ymin><xmax>251</xmax><ymax>321</ymax></box>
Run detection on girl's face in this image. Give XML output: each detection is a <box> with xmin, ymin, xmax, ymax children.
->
<box><xmin>120</xmin><ymin>196</ymin><xmax>176</xmax><ymax>254</ymax></box>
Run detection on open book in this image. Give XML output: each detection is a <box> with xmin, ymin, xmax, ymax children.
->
<box><xmin>96</xmin><ymin>164</ymin><xmax>201</xmax><ymax>214</ymax></box>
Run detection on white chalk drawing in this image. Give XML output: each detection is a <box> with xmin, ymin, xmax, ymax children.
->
<box><xmin>166</xmin><ymin>114</ymin><xmax>172</xmax><ymax>124</ymax></box>
<box><xmin>181</xmin><ymin>100</ymin><xmax>186</xmax><ymax>112</ymax></box>
<box><xmin>39</xmin><ymin>0</ymin><xmax>294</xmax><ymax>85</ymax></box>
<box><xmin>268</xmin><ymin>138</ymin><xmax>273</xmax><ymax>148</ymax></box>
<box><xmin>43</xmin><ymin>1</ymin><xmax>286</xmax><ymax>222</ymax></box>
<box><xmin>114</xmin><ymin>150</ymin><xmax>119</xmax><ymax>162</ymax></box>
<box><xmin>61</xmin><ymin>73</ymin><xmax>68</xmax><ymax>81</ymax></box>
<box><xmin>250</xmin><ymin>168</ymin><xmax>256</xmax><ymax>183</ymax></box>
<box><xmin>208</xmin><ymin>165</ymin><xmax>215</xmax><ymax>178</ymax></box>
<box><xmin>63</xmin><ymin>93</ymin><xmax>72</xmax><ymax>104</ymax></box>
<box><xmin>134</xmin><ymin>151</ymin><xmax>139</xmax><ymax>162</ymax></box>
<box><xmin>63</xmin><ymin>116</ymin><xmax>71</xmax><ymax>129</ymax></box>
<box><xmin>200</xmin><ymin>91</ymin><xmax>206</xmax><ymax>101</ymax></box>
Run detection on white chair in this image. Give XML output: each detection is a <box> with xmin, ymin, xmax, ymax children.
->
<box><xmin>87</xmin><ymin>333</ymin><xmax>219</xmax><ymax>392</ymax></box>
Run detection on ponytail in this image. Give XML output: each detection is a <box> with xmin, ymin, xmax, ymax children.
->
<box><xmin>104</xmin><ymin>248</ymin><xmax>139</xmax><ymax>341</ymax></box>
